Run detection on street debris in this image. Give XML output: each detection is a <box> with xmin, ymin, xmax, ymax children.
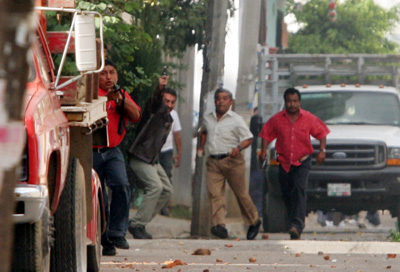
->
<box><xmin>225</xmin><ymin>244</ymin><xmax>233</xmax><ymax>247</ymax></box>
<box><xmin>387</xmin><ymin>254</ymin><xmax>396</xmax><ymax>259</ymax></box>
<box><xmin>216</xmin><ymin>259</ymin><xmax>223</xmax><ymax>263</ymax></box>
<box><xmin>192</xmin><ymin>248</ymin><xmax>211</xmax><ymax>255</ymax></box>
<box><xmin>249</xmin><ymin>257</ymin><xmax>257</xmax><ymax>263</ymax></box>
<box><xmin>262</xmin><ymin>234</ymin><xmax>269</xmax><ymax>240</ymax></box>
<box><xmin>324</xmin><ymin>255</ymin><xmax>330</xmax><ymax>261</ymax></box>
<box><xmin>161</xmin><ymin>259</ymin><xmax>186</xmax><ymax>269</ymax></box>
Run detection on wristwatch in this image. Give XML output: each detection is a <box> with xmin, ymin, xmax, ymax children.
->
<box><xmin>237</xmin><ymin>145</ymin><xmax>243</xmax><ymax>151</ymax></box>
<box><xmin>320</xmin><ymin>148</ymin><xmax>326</xmax><ymax>153</ymax></box>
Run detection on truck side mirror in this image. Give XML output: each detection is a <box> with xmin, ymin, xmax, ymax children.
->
<box><xmin>75</xmin><ymin>14</ymin><xmax>97</xmax><ymax>71</ymax></box>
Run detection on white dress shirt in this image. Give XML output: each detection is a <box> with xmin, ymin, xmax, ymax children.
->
<box><xmin>203</xmin><ymin>110</ymin><xmax>253</xmax><ymax>155</ymax></box>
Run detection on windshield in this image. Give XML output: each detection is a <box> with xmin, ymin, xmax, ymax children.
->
<box><xmin>301</xmin><ymin>91</ymin><xmax>400</xmax><ymax>126</ymax></box>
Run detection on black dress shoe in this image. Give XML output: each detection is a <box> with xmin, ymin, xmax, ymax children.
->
<box><xmin>288</xmin><ymin>227</ymin><xmax>301</xmax><ymax>240</ymax></box>
<box><xmin>128</xmin><ymin>225</ymin><xmax>153</xmax><ymax>239</ymax></box>
<box><xmin>141</xmin><ymin>226</ymin><xmax>153</xmax><ymax>239</ymax></box>
<box><xmin>160</xmin><ymin>206</ymin><xmax>170</xmax><ymax>216</ymax></box>
<box><xmin>102</xmin><ymin>245</ymin><xmax>116</xmax><ymax>256</ymax></box>
<box><xmin>211</xmin><ymin>225</ymin><xmax>228</xmax><ymax>239</ymax></box>
<box><xmin>109</xmin><ymin>236</ymin><xmax>130</xmax><ymax>249</ymax></box>
<box><xmin>247</xmin><ymin>219</ymin><xmax>262</xmax><ymax>240</ymax></box>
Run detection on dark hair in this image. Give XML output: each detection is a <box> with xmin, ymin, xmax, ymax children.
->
<box><xmin>284</xmin><ymin>88</ymin><xmax>301</xmax><ymax>101</ymax></box>
<box><xmin>105</xmin><ymin>59</ymin><xmax>117</xmax><ymax>70</ymax></box>
<box><xmin>214</xmin><ymin>87</ymin><xmax>233</xmax><ymax>100</ymax></box>
<box><xmin>163</xmin><ymin>87</ymin><xmax>177</xmax><ymax>98</ymax></box>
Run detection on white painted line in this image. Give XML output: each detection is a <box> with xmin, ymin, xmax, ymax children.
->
<box><xmin>275</xmin><ymin>240</ymin><xmax>400</xmax><ymax>254</ymax></box>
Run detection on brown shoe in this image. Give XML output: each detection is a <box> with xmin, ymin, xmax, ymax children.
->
<box><xmin>288</xmin><ymin>227</ymin><xmax>300</xmax><ymax>240</ymax></box>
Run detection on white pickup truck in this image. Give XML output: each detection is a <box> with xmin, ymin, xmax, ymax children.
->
<box><xmin>258</xmin><ymin>54</ymin><xmax>400</xmax><ymax>232</ymax></box>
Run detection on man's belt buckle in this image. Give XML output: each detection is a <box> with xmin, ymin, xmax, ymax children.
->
<box><xmin>299</xmin><ymin>155</ymin><xmax>309</xmax><ymax>162</ymax></box>
<box><xmin>210</xmin><ymin>153</ymin><xmax>229</xmax><ymax>160</ymax></box>
<box><xmin>93</xmin><ymin>147</ymin><xmax>109</xmax><ymax>153</ymax></box>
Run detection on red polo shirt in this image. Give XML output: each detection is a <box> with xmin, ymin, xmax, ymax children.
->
<box><xmin>96</xmin><ymin>87</ymin><xmax>141</xmax><ymax>148</ymax></box>
<box><xmin>259</xmin><ymin>108</ymin><xmax>329</xmax><ymax>172</ymax></box>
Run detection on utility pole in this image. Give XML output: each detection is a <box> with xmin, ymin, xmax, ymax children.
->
<box><xmin>191</xmin><ymin>0</ymin><xmax>229</xmax><ymax>237</ymax></box>
<box><xmin>235</xmin><ymin>0</ymin><xmax>261</xmax><ymax>117</ymax></box>
<box><xmin>0</xmin><ymin>1</ymin><xmax>34</xmax><ymax>270</ymax></box>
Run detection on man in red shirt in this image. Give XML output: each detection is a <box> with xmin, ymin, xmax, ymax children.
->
<box><xmin>259</xmin><ymin>88</ymin><xmax>329</xmax><ymax>240</ymax></box>
<box><xmin>93</xmin><ymin>60</ymin><xmax>141</xmax><ymax>255</ymax></box>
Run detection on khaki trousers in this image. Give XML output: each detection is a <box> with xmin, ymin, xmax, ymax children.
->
<box><xmin>206</xmin><ymin>153</ymin><xmax>259</xmax><ymax>226</ymax></box>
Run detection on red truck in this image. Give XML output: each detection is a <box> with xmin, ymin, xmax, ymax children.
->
<box><xmin>12</xmin><ymin>0</ymin><xmax>106</xmax><ymax>271</ymax></box>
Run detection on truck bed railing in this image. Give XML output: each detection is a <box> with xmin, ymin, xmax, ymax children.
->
<box><xmin>35</xmin><ymin>7</ymin><xmax>104</xmax><ymax>92</ymax></box>
<box><xmin>258</xmin><ymin>54</ymin><xmax>400</xmax><ymax>121</ymax></box>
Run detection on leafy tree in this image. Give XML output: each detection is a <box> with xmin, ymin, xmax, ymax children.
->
<box><xmin>286</xmin><ymin>0</ymin><xmax>400</xmax><ymax>54</ymax></box>
<box><xmin>46</xmin><ymin>0</ymin><xmax>209</xmax><ymax>105</ymax></box>
<box><xmin>74</xmin><ymin>0</ymin><xmax>210</xmax><ymax>106</ymax></box>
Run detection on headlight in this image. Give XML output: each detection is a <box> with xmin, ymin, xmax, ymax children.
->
<box><xmin>269</xmin><ymin>148</ymin><xmax>278</xmax><ymax>160</ymax></box>
<box><xmin>388</xmin><ymin>148</ymin><xmax>400</xmax><ymax>159</ymax></box>
<box><xmin>387</xmin><ymin>147</ymin><xmax>400</xmax><ymax>166</ymax></box>
<box><xmin>269</xmin><ymin>148</ymin><xmax>279</xmax><ymax>165</ymax></box>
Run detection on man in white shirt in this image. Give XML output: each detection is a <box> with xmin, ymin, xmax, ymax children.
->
<box><xmin>197</xmin><ymin>88</ymin><xmax>261</xmax><ymax>240</ymax></box>
<box><xmin>159</xmin><ymin>88</ymin><xmax>182</xmax><ymax>216</ymax></box>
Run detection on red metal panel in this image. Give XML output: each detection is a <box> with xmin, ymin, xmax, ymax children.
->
<box><xmin>47</xmin><ymin>32</ymin><xmax>75</xmax><ymax>54</ymax></box>
<box><xmin>47</xmin><ymin>0</ymin><xmax>75</xmax><ymax>8</ymax></box>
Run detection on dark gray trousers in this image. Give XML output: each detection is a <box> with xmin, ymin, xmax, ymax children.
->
<box><xmin>278</xmin><ymin>157</ymin><xmax>311</xmax><ymax>233</ymax></box>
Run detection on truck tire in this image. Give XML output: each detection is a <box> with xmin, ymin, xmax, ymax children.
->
<box><xmin>263</xmin><ymin>192</ymin><xmax>288</xmax><ymax>232</ymax></box>
<box><xmin>12</xmin><ymin>206</ymin><xmax>51</xmax><ymax>272</ymax></box>
<box><xmin>87</xmin><ymin>201</ymin><xmax>102</xmax><ymax>272</ymax></box>
<box><xmin>51</xmin><ymin>157</ymin><xmax>87</xmax><ymax>272</ymax></box>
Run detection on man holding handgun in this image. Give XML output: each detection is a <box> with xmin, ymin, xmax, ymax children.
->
<box><xmin>127</xmin><ymin>74</ymin><xmax>174</xmax><ymax>239</ymax></box>
<box><xmin>93</xmin><ymin>60</ymin><xmax>141</xmax><ymax>256</ymax></box>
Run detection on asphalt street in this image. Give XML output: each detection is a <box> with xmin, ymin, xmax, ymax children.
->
<box><xmin>100</xmin><ymin>211</ymin><xmax>400</xmax><ymax>271</ymax></box>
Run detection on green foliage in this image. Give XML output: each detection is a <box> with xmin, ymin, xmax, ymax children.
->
<box><xmin>45</xmin><ymin>0</ymin><xmax>209</xmax><ymax>105</ymax></box>
<box><xmin>169</xmin><ymin>205</ymin><xmax>192</xmax><ymax>220</ymax></box>
<box><xmin>388</xmin><ymin>222</ymin><xmax>400</xmax><ymax>242</ymax></box>
<box><xmin>388</xmin><ymin>230</ymin><xmax>400</xmax><ymax>242</ymax></box>
<box><xmin>286</xmin><ymin>0</ymin><xmax>400</xmax><ymax>54</ymax></box>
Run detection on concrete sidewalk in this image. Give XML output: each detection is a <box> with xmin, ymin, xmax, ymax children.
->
<box><xmin>128</xmin><ymin>208</ymin><xmax>248</xmax><ymax>239</ymax></box>
<box><xmin>127</xmin><ymin>209</ymin><xmax>397</xmax><ymax>240</ymax></box>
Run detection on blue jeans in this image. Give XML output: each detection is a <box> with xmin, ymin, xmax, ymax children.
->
<box><xmin>93</xmin><ymin>147</ymin><xmax>131</xmax><ymax>244</ymax></box>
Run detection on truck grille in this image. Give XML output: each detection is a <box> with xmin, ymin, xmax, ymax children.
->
<box><xmin>311</xmin><ymin>140</ymin><xmax>386</xmax><ymax>170</ymax></box>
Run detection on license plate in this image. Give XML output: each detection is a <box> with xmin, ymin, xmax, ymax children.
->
<box><xmin>327</xmin><ymin>183</ymin><xmax>351</xmax><ymax>197</ymax></box>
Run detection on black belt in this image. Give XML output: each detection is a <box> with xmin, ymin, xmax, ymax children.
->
<box><xmin>93</xmin><ymin>147</ymin><xmax>111</xmax><ymax>153</ymax></box>
<box><xmin>209</xmin><ymin>153</ymin><xmax>229</xmax><ymax>160</ymax></box>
